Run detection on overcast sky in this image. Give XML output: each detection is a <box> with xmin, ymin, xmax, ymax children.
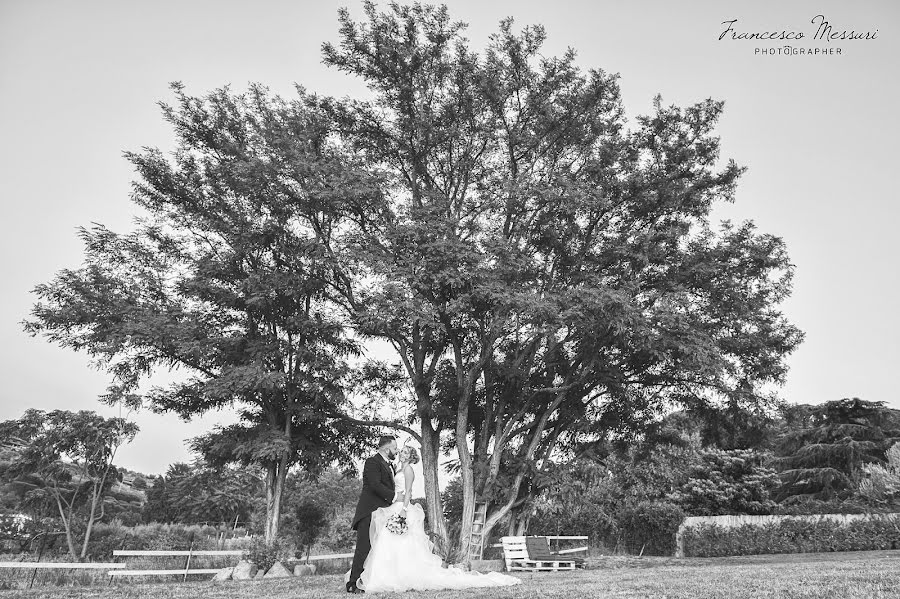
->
<box><xmin>1</xmin><ymin>1</ymin><xmax>897</xmax><ymax>492</ymax></box>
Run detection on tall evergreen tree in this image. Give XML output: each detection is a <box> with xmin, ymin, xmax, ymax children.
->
<box><xmin>773</xmin><ymin>397</ymin><xmax>900</xmax><ymax>503</ymax></box>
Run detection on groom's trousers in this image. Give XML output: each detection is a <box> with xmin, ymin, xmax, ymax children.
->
<box><xmin>350</xmin><ymin>514</ymin><xmax>372</xmax><ymax>584</ymax></box>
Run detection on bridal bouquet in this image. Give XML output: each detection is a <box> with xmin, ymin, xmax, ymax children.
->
<box><xmin>385</xmin><ymin>513</ymin><xmax>408</xmax><ymax>535</ymax></box>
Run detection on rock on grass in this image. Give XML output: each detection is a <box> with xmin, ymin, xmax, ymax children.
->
<box><xmin>231</xmin><ymin>560</ymin><xmax>257</xmax><ymax>581</ymax></box>
<box><xmin>264</xmin><ymin>562</ymin><xmax>292</xmax><ymax>578</ymax></box>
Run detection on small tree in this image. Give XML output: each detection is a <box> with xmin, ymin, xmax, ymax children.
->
<box><xmin>0</xmin><ymin>409</ymin><xmax>138</xmax><ymax>560</ymax></box>
<box><xmin>292</xmin><ymin>500</ymin><xmax>328</xmax><ymax>561</ymax></box>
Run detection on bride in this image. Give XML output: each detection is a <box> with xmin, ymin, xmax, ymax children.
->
<box><xmin>350</xmin><ymin>445</ymin><xmax>521</xmax><ymax>593</ymax></box>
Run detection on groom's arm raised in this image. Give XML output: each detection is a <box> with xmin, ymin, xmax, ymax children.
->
<box><xmin>363</xmin><ymin>457</ymin><xmax>396</xmax><ymax>503</ymax></box>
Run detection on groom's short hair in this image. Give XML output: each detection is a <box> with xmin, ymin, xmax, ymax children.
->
<box><xmin>378</xmin><ymin>435</ymin><xmax>396</xmax><ymax>448</ymax></box>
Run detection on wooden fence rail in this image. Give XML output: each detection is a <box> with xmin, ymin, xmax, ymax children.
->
<box><xmin>2</xmin><ymin>550</ymin><xmax>368</xmax><ymax>586</ymax></box>
<box><xmin>108</xmin><ymin>569</ymin><xmax>221</xmax><ymax>577</ymax></box>
<box><xmin>112</xmin><ymin>550</ymin><xmax>353</xmax><ymax>560</ymax></box>
<box><xmin>106</xmin><ymin>550</ymin><xmax>355</xmax><ymax>579</ymax></box>
<box><xmin>0</xmin><ymin>562</ymin><xmax>125</xmax><ymax>569</ymax></box>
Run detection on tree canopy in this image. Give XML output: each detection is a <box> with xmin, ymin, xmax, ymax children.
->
<box><xmin>313</xmin><ymin>0</ymin><xmax>803</xmax><ymax>559</ymax></box>
<box><xmin>21</xmin><ymin>2</ymin><xmax>805</xmax><ymax>557</ymax></box>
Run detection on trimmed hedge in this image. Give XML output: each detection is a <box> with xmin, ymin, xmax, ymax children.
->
<box><xmin>682</xmin><ymin>516</ymin><xmax>900</xmax><ymax>557</ymax></box>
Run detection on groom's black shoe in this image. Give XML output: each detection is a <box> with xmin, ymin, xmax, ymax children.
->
<box><xmin>346</xmin><ymin>581</ymin><xmax>365</xmax><ymax>594</ymax></box>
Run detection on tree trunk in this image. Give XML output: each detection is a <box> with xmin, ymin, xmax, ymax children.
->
<box><xmin>474</xmin><ymin>390</ymin><xmax>568</xmax><ymax>551</ymax></box>
<box><xmin>264</xmin><ymin>460</ymin><xmax>288</xmax><ymax>544</ymax></box>
<box><xmin>456</xmin><ymin>441</ymin><xmax>476</xmax><ymax>565</ymax></box>
<box><xmin>54</xmin><ymin>495</ymin><xmax>78</xmax><ymax>560</ymax></box>
<box><xmin>516</xmin><ymin>514</ymin><xmax>529</xmax><ymax>536</ymax></box>
<box><xmin>80</xmin><ymin>488</ymin><xmax>102</xmax><ymax>559</ymax></box>
<box><xmin>419</xmin><ymin>420</ymin><xmax>448</xmax><ymax>552</ymax></box>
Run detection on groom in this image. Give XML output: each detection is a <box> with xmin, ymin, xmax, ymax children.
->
<box><xmin>347</xmin><ymin>435</ymin><xmax>403</xmax><ymax>594</ymax></box>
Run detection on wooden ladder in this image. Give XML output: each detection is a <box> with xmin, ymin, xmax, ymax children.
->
<box><xmin>467</xmin><ymin>502</ymin><xmax>488</xmax><ymax>562</ymax></box>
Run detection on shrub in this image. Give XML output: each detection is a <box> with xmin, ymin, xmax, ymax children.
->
<box><xmin>671</xmin><ymin>448</ymin><xmax>779</xmax><ymax>516</ymax></box>
<box><xmin>682</xmin><ymin>515</ymin><xmax>900</xmax><ymax>557</ymax></box>
<box><xmin>83</xmin><ymin>522</ymin><xmax>129</xmax><ymax>561</ymax></box>
<box><xmin>243</xmin><ymin>536</ymin><xmax>291</xmax><ymax>572</ymax></box>
<box><xmin>115</xmin><ymin>510</ymin><xmax>143</xmax><ymax>527</ymax></box>
<box><xmin>617</xmin><ymin>501</ymin><xmax>685</xmax><ymax>555</ymax></box>
<box><xmin>858</xmin><ymin>442</ymin><xmax>900</xmax><ymax>506</ymax></box>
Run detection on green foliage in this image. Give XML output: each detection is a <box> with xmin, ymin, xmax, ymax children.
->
<box><xmin>671</xmin><ymin>448</ymin><xmax>779</xmax><ymax>516</ymax></box>
<box><xmin>529</xmin><ymin>460</ymin><xmax>618</xmax><ymax>543</ymax></box>
<box><xmin>441</xmin><ymin>476</ymin><xmax>463</xmax><ymax>526</ymax></box>
<box><xmin>291</xmin><ymin>500</ymin><xmax>327</xmax><ymax>560</ymax></box>
<box><xmin>531</xmin><ymin>441</ymin><xmax>784</xmax><ymax>553</ymax></box>
<box><xmin>317</xmin><ymin>0</ymin><xmax>803</xmax><ymax>558</ymax></box>
<box><xmin>244</xmin><ymin>536</ymin><xmax>290</xmax><ymax>572</ymax></box>
<box><xmin>141</xmin><ymin>461</ymin><xmax>261</xmax><ymax>526</ymax></box>
<box><xmin>773</xmin><ymin>398</ymin><xmax>900</xmax><ymax>504</ymax></box>
<box><xmin>142</xmin><ymin>477</ymin><xmax>172</xmax><ymax>524</ymax></box>
<box><xmin>0</xmin><ymin>514</ymin><xmax>44</xmax><ymax>553</ymax></box>
<box><xmin>682</xmin><ymin>516</ymin><xmax>900</xmax><ymax>557</ymax></box>
<box><xmin>617</xmin><ymin>501</ymin><xmax>685</xmax><ymax>556</ymax></box>
<box><xmin>22</xmin><ymin>73</ymin><xmax>376</xmax><ymax>541</ymax></box>
<box><xmin>530</xmin><ymin>445</ymin><xmax>695</xmax><ymax>552</ymax></box>
<box><xmin>174</xmin><ymin>462</ymin><xmax>260</xmax><ymax>525</ymax></box>
<box><xmin>276</xmin><ymin>467</ymin><xmax>361</xmax><ymax>553</ymax></box>
<box><xmin>612</xmin><ymin>443</ymin><xmax>704</xmax><ymax>504</ymax></box>
<box><xmin>20</xmin><ymin>0</ymin><xmax>806</xmax><ymax>554</ymax></box>
<box><xmin>657</xmin><ymin>406</ymin><xmax>780</xmax><ymax>452</ymax></box>
<box><xmin>858</xmin><ymin>442</ymin><xmax>900</xmax><ymax>505</ymax></box>
<box><xmin>0</xmin><ymin>410</ymin><xmax>138</xmax><ymax>559</ymax></box>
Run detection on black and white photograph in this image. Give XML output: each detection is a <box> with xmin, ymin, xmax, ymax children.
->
<box><xmin>0</xmin><ymin>1</ymin><xmax>898</xmax><ymax>597</ymax></box>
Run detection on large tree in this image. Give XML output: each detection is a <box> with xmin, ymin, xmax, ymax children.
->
<box><xmin>0</xmin><ymin>410</ymin><xmax>138</xmax><ymax>560</ymax></box>
<box><xmin>317</xmin><ymin>1</ymin><xmax>803</xmax><ymax>561</ymax></box>
<box><xmin>22</xmin><ymin>82</ymin><xmax>372</xmax><ymax>543</ymax></box>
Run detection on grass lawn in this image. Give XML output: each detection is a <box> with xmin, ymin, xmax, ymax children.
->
<box><xmin>4</xmin><ymin>551</ymin><xmax>900</xmax><ymax>599</ymax></box>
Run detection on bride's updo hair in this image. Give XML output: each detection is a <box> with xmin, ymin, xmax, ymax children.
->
<box><xmin>400</xmin><ymin>446</ymin><xmax>420</xmax><ymax>464</ymax></box>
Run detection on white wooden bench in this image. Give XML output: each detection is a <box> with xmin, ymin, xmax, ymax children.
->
<box><xmin>499</xmin><ymin>536</ymin><xmax>588</xmax><ymax>572</ymax></box>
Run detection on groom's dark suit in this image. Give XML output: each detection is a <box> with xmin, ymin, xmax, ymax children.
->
<box><xmin>349</xmin><ymin>453</ymin><xmax>395</xmax><ymax>587</ymax></box>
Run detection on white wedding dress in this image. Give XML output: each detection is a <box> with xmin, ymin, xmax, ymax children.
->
<box><xmin>349</xmin><ymin>469</ymin><xmax>521</xmax><ymax>593</ymax></box>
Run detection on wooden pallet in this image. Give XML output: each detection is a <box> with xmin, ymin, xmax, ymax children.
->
<box><xmin>500</xmin><ymin>536</ymin><xmax>585</xmax><ymax>572</ymax></box>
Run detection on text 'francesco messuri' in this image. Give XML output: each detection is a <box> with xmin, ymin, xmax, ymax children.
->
<box><xmin>718</xmin><ymin>15</ymin><xmax>878</xmax><ymax>57</ymax></box>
